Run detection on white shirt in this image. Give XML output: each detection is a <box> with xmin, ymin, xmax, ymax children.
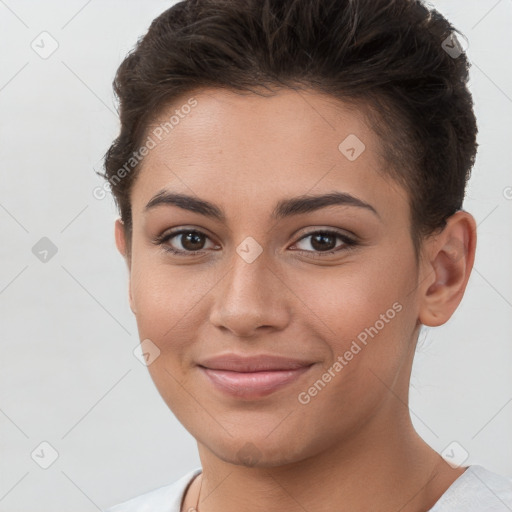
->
<box><xmin>104</xmin><ymin>465</ymin><xmax>512</xmax><ymax>512</ymax></box>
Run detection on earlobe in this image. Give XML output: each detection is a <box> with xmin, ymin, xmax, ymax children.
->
<box><xmin>128</xmin><ymin>281</ymin><xmax>137</xmax><ymax>316</ymax></box>
<box><xmin>114</xmin><ymin>218</ymin><xmax>127</xmax><ymax>258</ymax></box>
<box><xmin>114</xmin><ymin>218</ymin><xmax>136</xmax><ymax>315</ymax></box>
<box><xmin>115</xmin><ymin>218</ymin><xmax>132</xmax><ymax>271</ymax></box>
<box><xmin>418</xmin><ymin>211</ymin><xmax>477</xmax><ymax>327</ymax></box>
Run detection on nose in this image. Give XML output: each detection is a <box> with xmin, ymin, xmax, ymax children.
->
<box><xmin>209</xmin><ymin>248</ymin><xmax>291</xmax><ymax>338</ymax></box>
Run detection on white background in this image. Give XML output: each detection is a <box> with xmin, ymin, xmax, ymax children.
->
<box><xmin>0</xmin><ymin>1</ymin><xmax>511</xmax><ymax>510</ymax></box>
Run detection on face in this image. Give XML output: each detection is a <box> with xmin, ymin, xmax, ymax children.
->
<box><xmin>117</xmin><ymin>87</ymin><xmax>426</xmax><ymax>467</ymax></box>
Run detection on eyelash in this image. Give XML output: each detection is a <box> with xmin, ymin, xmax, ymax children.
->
<box><xmin>152</xmin><ymin>228</ymin><xmax>358</xmax><ymax>258</ymax></box>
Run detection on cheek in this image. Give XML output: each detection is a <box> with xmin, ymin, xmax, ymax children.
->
<box><xmin>130</xmin><ymin>248</ymin><xmax>216</xmax><ymax>340</ymax></box>
<box><xmin>292</xmin><ymin>250</ymin><xmax>413</xmax><ymax>341</ymax></box>
<box><xmin>292</xmin><ymin>251</ymin><xmax>417</xmax><ymax>388</ymax></box>
<box><xmin>292</xmin><ymin>294</ymin><xmax>414</xmax><ymax>437</ymax></box>
<box><xmin>129</xmin><ymin>257</ymin><xmax>211</xmax><ymax>419</ymax></box>
<box><xmin>128</xmin><ymin>255</ymin><xmax>217</xmax><ymax>404</ymax></box>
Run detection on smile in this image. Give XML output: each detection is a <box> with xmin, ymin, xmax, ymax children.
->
<box><xmin>199</xmin><ymin>366</ymin><xmax>314</xmax><ymax>399</ymax></box>
<box><xmin>197</xmin><ymin>354</ymin><xmax>315</xmax><ymax>399</ymax></box>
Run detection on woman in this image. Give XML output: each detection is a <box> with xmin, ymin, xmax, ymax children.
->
<box><xmin>102</xmin><ymin>0</ymin><xmax>512</xmax><ymax>510</ymax></box>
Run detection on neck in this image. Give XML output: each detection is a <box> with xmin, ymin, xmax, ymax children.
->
<box><xmin>188</xmin><ymin>412</ymin><xmax>464</xmax><ymax>512</ymax></box>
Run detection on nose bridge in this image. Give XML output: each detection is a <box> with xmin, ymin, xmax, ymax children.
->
<box><xmin>227</xmin><ymin>243</ymin><xmax>268</xmax><ymax>300</ymax></box>
<box><xmin>209</xmin><ymin>240</ymin><xmax>289</xmax><ymax>336</ymax></box>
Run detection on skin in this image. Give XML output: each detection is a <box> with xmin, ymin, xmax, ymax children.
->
<box><xmin>115</xmin><ymin>87</ymin><xmax>477</xmax><ymax>512</ymax></box>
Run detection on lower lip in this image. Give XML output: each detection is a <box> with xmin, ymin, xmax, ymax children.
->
<box><xmin>199</xmin><ymin>365</ymin><xmax>313</xmax><ymax>399</ymax></box>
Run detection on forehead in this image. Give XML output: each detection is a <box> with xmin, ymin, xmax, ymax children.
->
<box><xmin>131</xmin><ymin>87</ymin><xmax>408</xmax><ymax>222</ymax></box>
<box><xmin>146</xmin><ymin>87</ymin><xmax>376</xmax><ymax>162</ymax></box>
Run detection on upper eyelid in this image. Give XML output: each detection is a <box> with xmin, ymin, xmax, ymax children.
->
<box><xmin>294</xmin><ymin>227</ymin><xmax>356</xmax><ymax>241</ymax></box>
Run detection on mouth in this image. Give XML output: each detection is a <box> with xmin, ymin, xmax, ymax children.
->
<box><xmin>197</xmin><ymin>354</ymin><xmax>315</xmax><ymax>399</ymax></box>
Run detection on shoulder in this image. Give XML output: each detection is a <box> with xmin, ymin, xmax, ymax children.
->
<box><xmin>104</xmin><ymin>467</ymin><xmax>202</xmax><ymax>512</ymax></box>
<box><xmin>430</xmin><ymin>465</ymin><xmax>512</xmax><ymax>512</ymax></box>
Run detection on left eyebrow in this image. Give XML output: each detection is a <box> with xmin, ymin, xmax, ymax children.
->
<box><xmin>272</xmin><ymin>192</ymin><xmax>379</xmax><ymax>220</ymax></box>
<box><xmin>144</xmin><ymin>190</ymin><xmax>379</xmax><ymax>220</ymax></box>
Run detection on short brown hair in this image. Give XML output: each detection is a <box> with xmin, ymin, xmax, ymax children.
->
<box><xmin>101</xmin><ymin>0</ymin><xmax>478</xmax><ymax>252</ymax></box>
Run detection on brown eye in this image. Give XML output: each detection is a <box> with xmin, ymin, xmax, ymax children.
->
<box><xmin>178</xmin><ymin>231</ymin><xmax>207</xmax><ymax>251</ymax></box>
<box><xmin>309</xmin><ymin>232</ymin><xmax>337</xmax><ymax>251</ymax></box>
<box><xmin>292</xmin><ymin>230</ymin><xmax>357</xmax><ymax>255</ymax></box>
<box><xmin>155</xmin><ymin>229</ymin><xmax>218</xmax><ymax>255</ymax></box>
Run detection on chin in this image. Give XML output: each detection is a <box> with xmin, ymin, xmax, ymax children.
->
<box><xmin>200</xmin><ymin>431</ymin><xmax>315</xmax><ymax>469</ymax></box>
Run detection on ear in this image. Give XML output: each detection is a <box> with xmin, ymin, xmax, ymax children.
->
<box><xmin>418</xmin><ymin>210</ymin><xmax>477</xmax><ymax>327</ymax></box>
<box><xmin>114</xmin><ymin>219</ymin><xmax>136</xmax><ymax>315</ymax></box>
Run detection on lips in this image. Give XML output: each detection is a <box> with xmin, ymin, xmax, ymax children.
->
<box><xmin>197</xmin><ymin>354</ymin><xmax>315</xmax><ymax>399</ymax></box>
